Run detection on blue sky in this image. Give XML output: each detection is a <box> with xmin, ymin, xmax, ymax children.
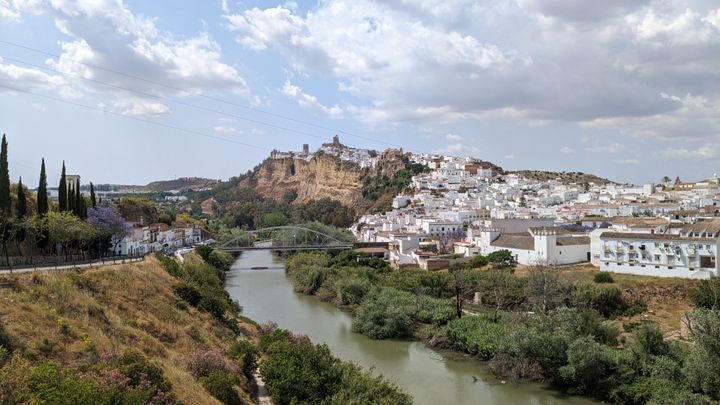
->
<box><xmin>0</xmin><ymin>0</ymin><xmax>718</xmax><ymax>187</ymax></box>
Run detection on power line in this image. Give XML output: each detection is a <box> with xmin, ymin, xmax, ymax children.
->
<box><xmin>0</xmin><ymin>39</ymin><xmax>400</xmax><ymax>149</ymax></box>
<box><xmin>1</xmin><ymin>55</ymin><xmax>344</xmax><ymax>146</ymax></box>
<box><xmin>0</xmin><ymin>83</ymin><xmax>270</xmax><ymax>151</ymax></box>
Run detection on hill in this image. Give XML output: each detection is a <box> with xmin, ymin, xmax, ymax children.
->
<box><xmin>509</xmin><ymin>169</ymin><xmax>614</xmax><ymax>185</ymax></box>
<box><xmin>92</xmin><ymin>177</ymin><xmax>219</xmax><ymax>194</ymax></box>
<box><xmin>0</xmin><ymin>256</ymin><xmax>259</xmax><ymax>403</ymax></box>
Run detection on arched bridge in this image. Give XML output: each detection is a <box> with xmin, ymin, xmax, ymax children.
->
<box><xmin>216</xmin><ymin>226</ymin><xmax>355</xmax><ymax>252</ymax></box>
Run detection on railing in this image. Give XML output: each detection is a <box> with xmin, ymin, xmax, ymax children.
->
<box><xmin>0</xmin><ymin>253</ymin><xmax>149</xmax><ymax>272</ymax></box>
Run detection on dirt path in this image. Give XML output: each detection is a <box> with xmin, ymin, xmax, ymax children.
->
<box><xmin>254</xmin><ymin>370</ymin><xmax>273</xmax><ymax>405</ymax></box>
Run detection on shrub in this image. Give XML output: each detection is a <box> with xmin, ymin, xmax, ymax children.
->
<box><xmin>690</xmin><ymin>279</ymin><xmax>720</xmax><ymax>309</ymax></box>
<box><xmin>558</xmin><ymin>336</ymin><xmax>617</xmax><ymax>397</ymax></box>
<box><xmin>335</xmin><ymin>276</ymin><xmax>371</xmax><ymax>306</ymax></box>
<box><xmin>208</xmin><ymin>250</ymin><xmax>234</xmax><ymax>271</ymax></box>
<box><xmin>260</xmin><ymin>341</ymin><xmax>341</xmax><ymax>405</ymax></box>
<box><xmin>228</xmin><ymin>340</ymin><xmax>258</xmax><ymax>379</ymax></box>
<box><xmin>200</xmin><ymin>371</ymin><xmax>241</xmax><ymax>405</ymax></box>
<box><xmin>352</xmin><ymin>288</ymin><xmax>415</xmax><ymax>339</ymax></box>
<box><xmin>173</xmin><ymin>281</ymin><xmax>202</xmax><ymax>306</ymax></box>
<box><xmin>29</xmin><ymin>362</ymin><xmax>104</xmax><ymax>404</ymax></box>
<box><xmin>0</xmin><ymin>320</ymin><xmax>13</xmax><ymax>352</ymax></box>
<box><xmin>632</xmin><ymin>323</ymin><xmax>669</xmax><ymax>359</ymax></box>
<box><xmin>329</xmin><ymin>362</ymin><xmax>412</xmax><ymax>405</ymax></box>
<box><xmin>445</xmin><ymin>314</ymin><xmax>507</xmax><ymax>359</ymax></box>
<box><xmin>594</xmin><ymin>272</ymin><xmax>614</xmax><ymax>283</ymax></box>
<box><xmin>292</xmin><ymin>266</ymin><xmax>328</xmax><ymax>295</ymax></box>
<box><xmin>195</xmin><ymin>245</ymin><xmax>213</xmax><ymax>261</ymax></box>
<box><xmin>186</xmin><ymin>350</ymin><xmax>239</xmax><ymax>379</ymax></box>
<box><xmin>285</xmin><ymin>252</ymin><xmax>329</xmax><ymax>274</ymax></box>
<box><xmin>572</xmin><ymin>284</ymin><xmax>625</xmax><ymax>318</ymax></box>
<box><xmin>416</xmin><ymin>296</ymin><xmax>456</xmax><ymax>325</ymax></box>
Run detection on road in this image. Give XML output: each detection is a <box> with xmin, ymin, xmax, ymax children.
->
<box><xmin>0</xmin><ymin>256</ymin><xmax>145</xmax><ymax>275</ymax></box>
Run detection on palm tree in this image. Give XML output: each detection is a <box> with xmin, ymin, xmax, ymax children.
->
<box><xmin>661</xmin><ymin>176</ymin><xmax>671</xmax><ymax>185</ymax></box>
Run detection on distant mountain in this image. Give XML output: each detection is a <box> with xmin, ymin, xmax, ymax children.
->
<box><xmin>92</xmin><ymin>177</ymin><xmax>219</xmax><ymax>193</ymax></box>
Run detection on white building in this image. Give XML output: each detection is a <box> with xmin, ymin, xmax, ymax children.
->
<box><xmin>596</xmin><ymin>220</ymin><xmax>720</xmax><ymax>279</ymax></box>
<box><xmin>468</xmin><ymin>227</ymin><xmax>590</xmax><ymax>266</ymax></box>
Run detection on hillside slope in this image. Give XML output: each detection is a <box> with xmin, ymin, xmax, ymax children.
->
<box><xmin>0</xmin><ymin>257</ymin><xmax>258</xmax><ymax>403</ymax></box>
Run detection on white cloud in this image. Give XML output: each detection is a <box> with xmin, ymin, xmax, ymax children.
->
<box><xmin>11</xmin><ymin>0</ymin><xmax>252</xmax><ymax>117</ymax></box>
<box><xmin>113</xmin><ymin>99</ymin><xmax>170</xmax><ymax>117</ymax></box>
<box><xmin>226</xmin><ymin>1</ymin><xmax>719</xmax><ymax>137</ymax></box>
<box><xmin>219</xmin><ymin>0</ymin><xmax>229</xmax><ymax>13</ymax></box>
<box><xmin>585</xmin><ymin>143</ymin><xmax>624</xmax><ymax>153</ymax></box>
<box><xmin>560</xmin><ymin>146</ymin><xmax>574</xmax><ymax>154</ymax></box>
<box><xmin>613</xmin><ymin>158</ymin><xmax>640</xmax><ymax>165</ymax></box>
<box><xmin>281</xmin><ymin>80</ymin><xmax>343</xmax><ymax>118</ymax></box>
<box><xmin>504</xmin><ymin>153</ymin><xmax>515</xmax><ymax>159</ymax></box>
<box><xmin>213</xmin><ymin>126</ymin><xmax>241</xmax><ymax>134</ymax></box>
<box><xmin>659</xmin><ymin>144</ymin><xmax>720</xmax><ymax>160</ymax></box>
<box><xmin>0</xmin><ymin>0</ymin><xmax>19</xmax><ymax>21</ymax></box>
<box><xmin>446</xmin><ymin>133</ymin><xmax>463</xmax><ymax>141</ymax></box>
<box><xmin>434</xmin><ymin>142</ymin><xmax>479</xmax><ymax>155</ymax></box>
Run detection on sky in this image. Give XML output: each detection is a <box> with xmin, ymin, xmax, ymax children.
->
<box><xmin>0</xmin><ymin>0</ymin><xmax>718</xmax><ymax>187</ymax></box>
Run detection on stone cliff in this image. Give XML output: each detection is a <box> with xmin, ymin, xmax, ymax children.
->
<box><xmin>240</xmin><ymin>151</ymin><xmax>407</xmax><ymax>208</ymax></box>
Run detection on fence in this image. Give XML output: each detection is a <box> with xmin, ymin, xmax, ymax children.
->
<box><xmin>0</xmin><ymin>252</ymin><xmax>149</xmax><ymax>272</ymax></box>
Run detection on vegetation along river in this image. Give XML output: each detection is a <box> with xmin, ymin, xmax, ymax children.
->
<box><xmin>226</xmin><ymin>251</ymin><xmax>595</xmax><ymax>405</ymax></box>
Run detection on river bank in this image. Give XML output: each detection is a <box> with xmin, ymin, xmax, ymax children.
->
<box><xmin>227</xmin><ymin>250</ymin><xmax>594</xmax><ymax>404</ymax></box>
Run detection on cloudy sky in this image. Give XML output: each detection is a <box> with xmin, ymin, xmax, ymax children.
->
<box><xmin>1</xmin><ymin>0</ymin><xmax>718</xmax><ymax>186</ymax></box>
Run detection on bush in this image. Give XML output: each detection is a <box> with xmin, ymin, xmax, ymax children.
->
<box><xmin>195</xmin><ymin>245</ymin><xmax>213</xmax><ymax>261</ymax></box>
<box><xmin>690</xmin><ymin>279</ymin><xmax>720</xmax><ymax>309</ymax></box>
<box><xmin>29</xmin><ymin>362</ymin><xmax>104</xmax><ymax>404</ymax></box>
<box><xmin>0</xmin><ymin>320</ymin><xmax>12</xmax><ymax>353</ymax></box>
<box><xmin>208</xmin><ymin>250</ymin><xmax>234</xmax><ymax>271</ymax></box>
<box><xmin>416</xmin><ymin>296</ymin><xmax>456</xmax><ymax>325</ymax></box>
<box><xmin>559</xmin><ymin>336</ymin><xmax>617</xmax><ymax>397</ymax></box>
<box><xmin>285</xmin><ymin>252</ymin><xmax>330</xmax><ymax>274</ymax></box>
<box><xmin>594</xmin><ymin>272</ymin><xmax>614</xmax><ymax>284</ymax></box>
<box><xmin>572</xmin><ymin>284</ymin><xmax>625</xmax><ymax>318</ymax></box>
<box><xmin>335</xmin><ymin>276</ymin><xmax>371</xmax><ymax>306</ymax></box>
<box><xmin>292</xmin><ymin>266</ymin><xmax>329</xmax><ymax>295</ymax></box>
<box><xmin>260</xmin><ymin>341</ymin><xmax>341</xmax><ymax>405</ymax></box>
<box><xmin>445</xmin><ymin>314</ymin><xmax>507</xmax><ymax>359</ymax></box>
<box><xmin>228</xmin><ymin>340</ymin><xmax>258</xmax><ymax>379</ymax></box>
<box><xmin>186</xmin><ymin>350</ymin><xmax>239</xmax><ymax>379</ymax></box>
<box><xmin>352</xmin><ymin>288</ymin><xmax>415</xmax><ymax>339</ymax></box>
<box><xmin>173</xmin><ymin>281</ymin><xmax>202</xmax><ymax>306</ymax></box>
<box><xmin>200</xmin><ymin>371</ymin><xmax>241</xmax><ymax>405</ymax></box>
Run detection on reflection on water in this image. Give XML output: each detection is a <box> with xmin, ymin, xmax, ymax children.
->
<box><xmin>225</xmin><ymin>251</ymin><xmax>594</xmax><ymax>405</ymax></box>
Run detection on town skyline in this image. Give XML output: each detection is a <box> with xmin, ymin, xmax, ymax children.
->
<box><xmin>1</xmin><ymin>0</ymin><xmax>719</xmax><ymax>185</ymax></box>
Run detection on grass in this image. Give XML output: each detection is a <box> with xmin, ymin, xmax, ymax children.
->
<box><xmin>0</xmin><ymin>256</ymin><xmax>259</xmax><ymax>403</ymax></box>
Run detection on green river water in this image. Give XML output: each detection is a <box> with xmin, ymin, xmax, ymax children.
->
<box><xmin>225</xmin><ymin>251</ymin><xmax>594</xmax><ymax>405</ymax></box>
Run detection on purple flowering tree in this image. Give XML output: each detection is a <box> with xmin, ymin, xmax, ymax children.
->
<box><xmin>87</xmin><ymin>204</ymin><xmax>131</xmax><ymax>256</ymax></box>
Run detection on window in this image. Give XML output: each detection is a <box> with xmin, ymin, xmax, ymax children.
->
<box><xmin>655</xmin><ymin>265</ymin><xmax>660</xmax><ymax>269</ymax></box>
<box><xmin>668</xmin><ymin>266</ymin><xmax>674</xmax><ymax>269</ymax></box>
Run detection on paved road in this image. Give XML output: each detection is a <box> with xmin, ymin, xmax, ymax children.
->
<box><xmin>0</xmin><ymin>257</ymin><xmax>145</xmax><ymax>275</ymax></box>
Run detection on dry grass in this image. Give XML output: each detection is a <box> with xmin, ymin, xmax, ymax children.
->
<box><xmin>516</xmin><ymin>264</ymin><xmax>698</xmax><ymax>338</ymax></box>
<box><xmin>0</xmin><ymin>256</ymin><xmax>258</xmax><ymax>404</ymax></box>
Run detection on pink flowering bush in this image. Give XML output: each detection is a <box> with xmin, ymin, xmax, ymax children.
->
<box><xmin>186</xmin><ymin>349</ymin><xmax>239</xmax><ymax>379</ymax></box>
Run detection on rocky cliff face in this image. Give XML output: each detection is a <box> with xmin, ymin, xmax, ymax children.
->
<box><xmin>240</xmin><ymin>152</ymin><xmax>406</xmax><ymax>207</ymax></box>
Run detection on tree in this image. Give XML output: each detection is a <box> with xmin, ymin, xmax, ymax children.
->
<box><xmin>87</xmin><ymin>204</ymin><xmax>131</xmax><ymax>256</ymax></box>
<box><xmin>67</xmin><ymin>180</ymin><xmax>75</xmax><ymax>214</ymax></box>
<box><xmin>448</xmin><ymin>266</ymin><xmax>480</xmax><ymax>319</ymax></box>
<box><xmin>14</xmin><ymin>177</ymin><xmax>27</xmax><ymax>255</ymax></box>
<box><xmin>74</xmin><ymin>179</ymin><xmax>84</xmax><ymax>218</ymax></box>
<box><xmin>661</xmin><ymin>176</ymin><xmax>671</xmax><ymax>185</ymax></box>
<box><xmin>58</xmin><ymin>162</ymin><xmax>67</xmax><ymax>212</ymax></box>
<box><xmin>47</xmin><ymin>211</ymin><xmax>96</xmax><ymax>261</ymax></box>
<box><xmin>89</xmin><ymin>182</ymin><xmax>97</xmax><ymax>208</ymax></box>
<box><xmin>525</xmin><ymin>264</ymin><xmax>567</xmax><ymax>313</ymax></box>
<box><xmin>37</xmin><ymin>159</ymin><xmax>48</xmax><ymax>216</ymax></box>
<box><xmin>0</xmin><ymin>134</ymin><xmax>9</xmax><ymax>214</ymax></box>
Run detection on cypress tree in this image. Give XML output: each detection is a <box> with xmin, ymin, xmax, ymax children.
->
<box><xmin>0</xmin><ymin>134</ymin><xmax>10</xmax><ymax>213</ymax></box>
<box><xmin>58</xmin><ymin>162</ymin><xmax>67</xmax><ymax>212</ymax></box>
<box><xmin>16</xmin><ymin>177</ymin><xmax>26</xmax><ymax>219</ymax></box>
<box><xmin>15</xmin><ymin>177</ymin><xmax>27</xmax><ymax>249</ymax></box>
<box><xmin>37</xmin><ymin>159</ymin><xmax>48</xmax><ymax>216</ymax></box>
<box><xmin>90</xmin><ymin>182</ymin><xmax>97</xmax><ymax>208</ymax></box>
<box><xmin>74</xmin><ymin>178</ymin><xmax>82</xmax><ymax>218</ymax></box>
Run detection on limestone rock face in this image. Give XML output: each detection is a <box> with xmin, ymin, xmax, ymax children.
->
<box><xmin>242</xmin><ymin>154</ymin><xmax>367</xmax><ymax>206</ymax></box>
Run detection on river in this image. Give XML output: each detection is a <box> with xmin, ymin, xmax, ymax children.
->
<box><xmin>225</xmin><ymin>251</ymin><xmax>593</xmax><ymax>405</ymax></box>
